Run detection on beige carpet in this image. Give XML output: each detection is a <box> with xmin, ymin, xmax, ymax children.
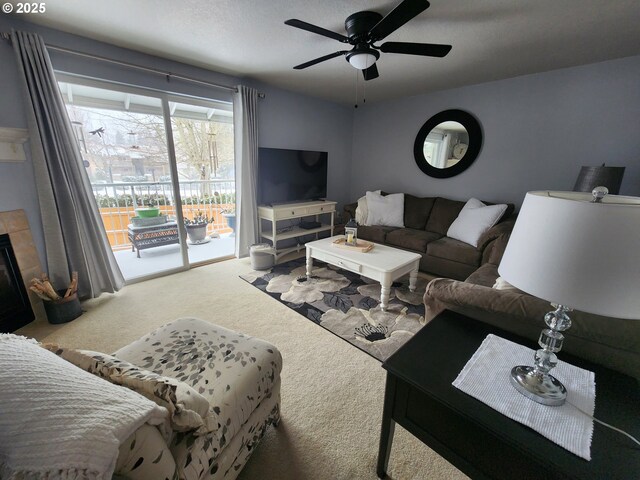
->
<box><xmin>18</xmin><ymin>258</ymin><xmax>467</xmax><ymax>480</ymax></box>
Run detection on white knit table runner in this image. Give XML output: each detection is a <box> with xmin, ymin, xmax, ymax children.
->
<box><xmin>452</xmin><ymin>334</ymin><xmax>596</xmax><ymax>460</ymax></box>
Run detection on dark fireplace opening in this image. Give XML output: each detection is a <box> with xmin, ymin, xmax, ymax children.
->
<box><xmin>0</xmin><ymin>234</ymin><xmax>34</xmax><ymax>332</ymax></box>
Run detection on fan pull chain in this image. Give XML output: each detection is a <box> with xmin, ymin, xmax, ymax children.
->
<box><xmin>354</xmin><ymin>67</ymin><xmax>359</xmax><ymax>109</ymax></box>
<box><xmin>363</xmin><ymin>72</ymin><xmax>366</xmax><ymax>105</ymax></box>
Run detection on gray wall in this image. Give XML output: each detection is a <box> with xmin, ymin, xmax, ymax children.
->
<box><xmin>0</xmin><ymin>17</ymin><xmax>353</xmax><ymax>263</ymax></box>
<box><xmin>351</xmin><ymin>55</ymin><xmax>640</xmax><ymax>207</ymax></box>
<box><xmin>256</xmin><ymin>83</ymin><xmax>353</xmax><ymax>207</ymax></box>
<box><xmin>0</xmin><ymin>34</ymin><xmax>44</xmax><ymax>264</ymax></box>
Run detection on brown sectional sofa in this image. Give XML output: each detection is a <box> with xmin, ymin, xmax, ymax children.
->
<box><xmin>344</xmin><ymin>192</ymin><xmax>639</xmax><ymax>381</ymax></box>
<box><xmin>424</xmin><ymin>232</ymin><xmax>640</xmax><ymax>381</ymax></box>
<box><xmin>344</xmin><ymin>194</ymin><xmax>515</xmax><ymax>280</ymax></box>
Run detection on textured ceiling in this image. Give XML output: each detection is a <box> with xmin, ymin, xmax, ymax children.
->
<box><xmin>16</xmin><ymin>0</ymin><xmax>640</xmax><ymax>105</ymax></box>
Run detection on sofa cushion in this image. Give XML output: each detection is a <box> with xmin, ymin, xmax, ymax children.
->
<box><xmin>355</xmin><ymin>189</ymin><xmax>381</xmax><ymax>224</ymax></box>
<box><xmin>343</xmin><ymin>202</ymin><xmax>358</xmax><ymax>222</ymax></box>
<box><xmin>424</xmin><ymin>197</ymin><xmax>467</xmax><ymax>235</ymax></box>
<box><xmin>500</xmin><ymin>203</ymin><xmax>516</xmax><ymax>220</ymax></box>
<box><xmin>357</xmin><ymin>225</ymin><xmax>397</xmax><ymax>244</ymax></box>
<box><xmin>386</xmin><ymin>228</ymin><xmax>441</xmax><ymax>252</ymax></box>
<box><xmin>487</xmin><ymin>232</ymin><xmax>511</xmax><ymax>265</ymax></box>
<box><xmin>426</xmin><ymin>236</ymin><xmax>482</xmax><ymax>265</ymax></box>
<box><xmin>447</xmin><ymin>198</ymin><xmax>508</xmax><ymax>247</ymax></box>
<box><xmin>366</xmin><ymin>191</ymin><xmax>404</xmax><ymax>227</ymax></box>
<box><xmin>403</xmin><ymin>194</ymin><xmax>436</xmax><ymax>230</ymax></box>
<box><xmin>420</xmin><ymin>255</ymin><xmax>477</xmax><ymax>281</ymax></box>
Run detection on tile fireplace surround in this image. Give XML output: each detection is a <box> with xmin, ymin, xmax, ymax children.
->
<box><xmin>0</xmin><ymin>210</ymin><xmax>45</xmax><ymax>323</ymax></box>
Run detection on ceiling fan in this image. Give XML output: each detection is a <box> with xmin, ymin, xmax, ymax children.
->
<box><xmin>284</xmin><ymin>0</ymin><xmax>452</xmax><ymax>81</ymax></box>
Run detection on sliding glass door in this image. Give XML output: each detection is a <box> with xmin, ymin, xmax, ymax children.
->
<box><xmin>169</xmin><ymin>98</ymin><xmax>235</xmax><ymax>265</ymax></box>
<box><xmin>58</xmin><ymin>76</ymin><xmax>235</xmax><ymax>281</ymax></box>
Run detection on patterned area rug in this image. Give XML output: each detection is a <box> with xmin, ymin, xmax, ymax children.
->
<box><xmin>240</xmin><ymin>258</ymin><xmax>431</xmax><ymax>362</ymax></box>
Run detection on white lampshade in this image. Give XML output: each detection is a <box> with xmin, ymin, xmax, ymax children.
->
<box><xmin>348</xmin><ymin>52</ymin><xmax>377</xmax><ymax>70</ymax></box>
<box><xmin>498</xmin><ymin>191</ymin><xmax>640</xmax><ymax>319</ymax></box>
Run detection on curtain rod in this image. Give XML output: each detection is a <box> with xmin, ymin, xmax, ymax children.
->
<box><xmin>1</xmin><ymin>32</ymin><xmax>265</xmax><ymax>98</ymax></box>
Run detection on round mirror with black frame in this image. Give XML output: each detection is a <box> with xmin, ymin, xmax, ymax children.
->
<box><xmin>413</xmin><ymin>109</ymin><xmax>482</xmax><ymax>178</ymax></box>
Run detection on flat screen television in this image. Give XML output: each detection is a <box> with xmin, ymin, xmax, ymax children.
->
<box><xmin>258</xmin><ymin>147</ymin><xmax>328</xmax><ymax>205</ymax></box>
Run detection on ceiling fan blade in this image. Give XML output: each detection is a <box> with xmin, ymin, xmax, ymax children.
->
<box><xmin>380</xmin><ymin>41</ymin><xmax>452</xmax><ymax>57</ymax></box>
<box><xmin>368</xmin><ymin>0</ymin><xmax>430</xmax><ymax>42</ymax></box>
<box><xmin>285</xmin><ymin>19</ymin><xmax>349</xmax><ymax>43</ymax></box>
<box><xmin>293</xmin><ymin>51</ymin><xmax>348</xmax><ymax>70</ymax></box>
<box><xmin>363</xmin><ymin>64</ymin><xmax>379</xmax><ymax>81</ymax></box>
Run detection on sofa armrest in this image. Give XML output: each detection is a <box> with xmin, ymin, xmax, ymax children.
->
<box><xmin>424</xmin><ymin>278</ymin><xmax>640</xmax><ymax>380</ymax></box>
<box><xmin>424</xmin><ymin>278</ymin><xmax>549</xmax><ymax>330</ymax></box>
<box><xmin>343</xmin><ymin>202</ymin><xmax>358</xmax><ymax>222</ymax></box>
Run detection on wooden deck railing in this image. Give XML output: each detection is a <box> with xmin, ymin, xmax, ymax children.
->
<box><xmin>92</xmin><ymin>180</ymin><xmax>235</xmax><ymax>250</ymax></box>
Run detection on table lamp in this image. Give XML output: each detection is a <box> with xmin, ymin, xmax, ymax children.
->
<box><xmin>573</xmin><ymin>164</ymin><xmax>625</xmax><ymax>195</ymax></box>
<box><xmin>498</xmin><ymin>189</ymin><xmax>640</xmax><ymax>406</ymax></box>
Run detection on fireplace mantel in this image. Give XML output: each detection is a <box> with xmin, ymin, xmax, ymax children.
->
<box><xmin>0</xmin><ymin>127</ymin><xmax>29</xmax><ymax>162</ymax></box>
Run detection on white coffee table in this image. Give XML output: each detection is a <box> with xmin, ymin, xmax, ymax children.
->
<box><xmin>305</xmin><ymin>235</ymin><xmax>421</xmax><ymax>311</ymax></box>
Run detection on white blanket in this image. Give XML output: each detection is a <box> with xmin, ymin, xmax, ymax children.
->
<box><xmin>0</xmin><ymin>335</ymin><xmax>169</xmax><ymax>480</ymax></box>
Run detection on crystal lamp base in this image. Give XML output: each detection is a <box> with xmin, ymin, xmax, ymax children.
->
<box><xmin>510</xmin><ymin>365</ymin><xmax>567</xmax><ymax>406</ymax></box>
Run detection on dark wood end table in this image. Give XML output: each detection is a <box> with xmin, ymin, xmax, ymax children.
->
<box><xmin>377</xmin><ymin>310</ymin><xmax>640</xmax><ymax>480</ymax></box>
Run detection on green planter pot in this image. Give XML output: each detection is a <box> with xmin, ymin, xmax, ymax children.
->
<box><xmin>135</xmin><ymin>207</ymin><xmax>160</xmax><ymax>218</ymax></box>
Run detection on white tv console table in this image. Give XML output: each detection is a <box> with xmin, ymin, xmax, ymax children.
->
<box><xmin>258</xmin><ymin>200</ymin><xmax>337</xmax><ymax>262</ymax></box>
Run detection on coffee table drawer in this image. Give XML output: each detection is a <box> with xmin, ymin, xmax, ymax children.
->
<box><xmin>312</xmin><ymin>250</ymin><xmax>362</xmax><ymax>274</ymax></box>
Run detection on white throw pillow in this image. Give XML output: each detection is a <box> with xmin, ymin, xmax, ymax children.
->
<box><xmin>492</xmin><ymin>276</ymin><xmax>525</xmax><ymax>294</ymax></box>
<box><xmin>355</xmin><ymin>190</ymin><xmax>381</xmax><ymax>225</ymax></box>
<box><xmin>447</xmin><ymin>198</ymin><xmax>507</xmax><ymax>247</ymax></box>
<box><xmin>365</xmin><ymin>191</ymin><xmax>404</xmax><ymax>228</ymax></box>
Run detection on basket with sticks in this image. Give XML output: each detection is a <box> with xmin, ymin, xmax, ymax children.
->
<box><xmin>30</xmin><ymin>272</ymin><xmax>82</xmax><ymax>324</ymax></box>
<box><xmin>29</xmin><ymin>272</ymin><xmax>77</xmax><ymax>301</ymax></box>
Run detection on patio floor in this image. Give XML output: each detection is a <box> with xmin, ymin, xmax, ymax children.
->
<box><xmin>113</xmin><ymin>234</ymin><xmax>235</xmax><ymax>281</ymax></box>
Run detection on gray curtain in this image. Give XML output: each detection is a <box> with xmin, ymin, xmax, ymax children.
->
<box><xmin>12</xmin><ymin>30</ymin><xmax>124</xmax><ymax>298</ymax></box>
<box><xmin>233</xmin><ymin>85</ymin><xmax>259</xmax><ymax>258</ymax></box>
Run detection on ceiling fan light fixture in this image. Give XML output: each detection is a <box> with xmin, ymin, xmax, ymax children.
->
<box><xmin>347</xmin><ymin>50</ymin><xmax>379</xmax><ymax>70</ymax></box>
<box><xmin>286</xmin><ymin>1</ymin><xmax>451</xmax><ymax>80</ymax></box>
